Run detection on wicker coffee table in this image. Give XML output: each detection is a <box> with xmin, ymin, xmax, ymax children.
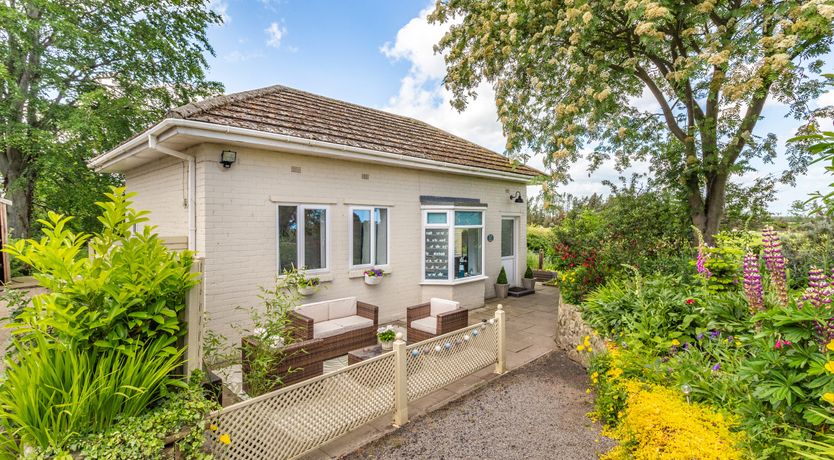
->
<box><xmin>347</xmin><ymin>344</ymin><xmax>391</xmax><ymax>365</ymax></box>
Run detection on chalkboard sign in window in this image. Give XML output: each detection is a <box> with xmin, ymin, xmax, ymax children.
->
<box><xmin>424</xmin><ymin>228</ymin><xmax>449</xmax><ymax>280</ymax></box>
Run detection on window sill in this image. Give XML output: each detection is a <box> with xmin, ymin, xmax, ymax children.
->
<box><xmin>278</xmin><ymin>271</ymin><xmax>335</xmax><ymax>283</ymax></box>
<box><xmin>348</xmin><ymin>265</ymin><xmax>392</xmax><ymax>278</ymax></box>
<box><xmin>420</xmin><ymin>275</ymin><xmax>487</xmax><ymax>286</ymax></box>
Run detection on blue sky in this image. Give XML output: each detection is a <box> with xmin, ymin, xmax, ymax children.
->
<box><xmin>204</xmin><ymin>1</ymin><xmax>833</xmax><ymax>214</ymax></box>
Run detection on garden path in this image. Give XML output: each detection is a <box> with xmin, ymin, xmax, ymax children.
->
<box><xmin>343</xmin><ymin>350</ymin><xmax>614</xmax><ymax>460</ymax></box>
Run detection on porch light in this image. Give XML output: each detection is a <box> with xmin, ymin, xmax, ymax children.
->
<box><xmin>220</xmin><ymin>150</ymin><xmax>237</xmax><ymax>168</ymax></box>
<box><xmin>509</xmin><ymin>191</ymin><xmax>524</xmax><ymax>203</ymax></box>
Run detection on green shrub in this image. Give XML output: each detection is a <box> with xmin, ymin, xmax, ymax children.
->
<box><xmin>524</xmin><ymin>265</ymin><xmax>534</xmax><ymax>278</ymax></box>
<box><xmin>496</xmin><ymin>266</ymin><xmax>508</xmax><ymax>284</ymax></box>
<box><xmin>4</xmin><ymin>187</ymin><xmax>198</xmax><ymax>355</ymax></box>
<box><xmin>580</xmin><ymin>272</ymin><xmax>701</xmax><ymax>344</ymax></box>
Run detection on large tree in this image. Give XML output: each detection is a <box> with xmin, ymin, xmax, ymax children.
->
<box><xmin>430</xmin><ymin>0</ymin><xmax>834</xmax><ymax>242</ymax></box>
<box><xmin>1</xmin><ymin>0</ymin><xmax>223</xmax><ymax>237</ymax></box>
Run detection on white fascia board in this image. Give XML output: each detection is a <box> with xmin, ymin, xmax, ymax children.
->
<box><xmin>89</xmin><ymin>119</ymin><xmax>537</xmax><ymax>183</ymax></box>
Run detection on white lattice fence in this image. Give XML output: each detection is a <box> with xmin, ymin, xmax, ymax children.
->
<box><xmin>204</xmin><ymin>305</ymin><xmax>506</xmax><ymax>460</ymax></box>
<box><xmin>405</xmin><ymin>321</ymin><xmax>499</xmax><ymax>401</ymax></box>
<box><xmin>205</xmin><ymin>352</ymin><xmax>396</xmax><ymax>460</ymax></box>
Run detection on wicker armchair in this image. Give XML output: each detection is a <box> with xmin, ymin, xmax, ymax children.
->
<box><xmin>241</xmin><ymin>336</ymin><xmax>325</xmax><ymax>393</ymax></box>
<box><xmin>288</xmin><ymin>297</ymin><xmax>379</xmax><ymax>361</ymax></box>
<box><xmin>406</xmin><ymin>298</ymin><xmax>468</xmax><ymax>344</ymax></box>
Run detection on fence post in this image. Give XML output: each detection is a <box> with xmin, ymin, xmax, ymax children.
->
<box><xmin>495</xmin><ymin>304</ymin><xmax>506</xmax><ymax>374</ymax></box>
<box><xmin>393</xmin><ymin>332</ymin><xmax>409</xmax><ymax>427</ymax></box>
<box><xmin>184</xmin><ymin>258</ymin><xmax>205</xmax><ymax>376</ymax></box>
<box><xmin>538</xmin><ymin>249</ymin><xmax>544</xmax><ymax>270</ymax></box>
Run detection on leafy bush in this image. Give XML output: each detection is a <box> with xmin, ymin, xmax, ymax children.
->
<box><xmin>526</xmin><ymin>224</ymin><xmax>556</xmax><ymax>259</ymax></box>
<box><xmin>524</xmin><ymin>265</ymin><xmax>534</xmax><ymax>279</ymax></box>
<box><xmin>4</xmin><ymin>187</ymin><xmax>198</xmax><ymax>355</ymax></box>
<box><xmin>549</xmin><ymin>189</ymin><xmax>691</xmax><ymax>302</ymax></box>
<box><xmin>580</xmin><ymin>272</ymin><xmax>701</xmax><ymax>343</ymax></box>
<box><xmin>0</xmin><ymin>188</ymin><xmax>201</xmax><ymax>456</ymax></box>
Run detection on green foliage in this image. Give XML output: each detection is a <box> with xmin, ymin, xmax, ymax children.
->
<box><xmin>0</xmin><ymin>337</ymin><xmax>183</xmax><ymax>456</ymax></box>
<box><xmin>0</xmin><ymin>189</ymin><xmax>202</xmax><ymax>456</ymax></box>
<box><xmin>790</xmin><ymin>74</ymin><xmax>834</xmax><ymax>218</ymax></box>
<box><xmin>430</xmin><ymin>0</ymin><xmax>834</xmax><ymax>239</ymax></box>
<box><xmin>4</xmin><ymin>187</ymin><xmax>198</xmax><ymax>355</ymax></box>
<box><xmin>238</xmin><ymin>270</ymin><xmax>308</xmax><ymax>397</ymax></box>
<box><xmin>781</xmin><ymin>219</ymin><xmax>834</xmax><ymax>289</ymax></box>
<box><xmin>0</xmin><ymin>0</ymin><xmax>224</xmax><ymax>238</ymax></box>
<box><xmin>525</xmin><ymin>225</ymin><xmax>556</xmax><ymax>259</ymax></box>
<box><xmin>524</xmin><ymin>265</ymin><xmax>534</xmax><ymax>279</ymax></box>
<box><xmin>702</xmin><ymin>244</ymin><xmax>744</xmax><ymax>294</ymax></box>
<box><xmin>496</xmin><ymin>266</ymin><xmax>508</xmax><ymax>285</ymax></box>
<box><xmin>580</xmin><ymin>272</ymin><xmax>701</xmax><ymax>344</ymax></box>
<box><xmin>71</xmin><ymin>372</ymin><xmax>219</xmax><ymax>459</ymax></box>
<box><xmin>550</xmin><ymin>188</ymin><xmax>691</xmax><ymax>302</ymax></box>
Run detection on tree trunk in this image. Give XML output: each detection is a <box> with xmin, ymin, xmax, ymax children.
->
<box><xmin>2</xmin><ymin>152</ymin><xmax>33</xmax><ymax>239</ymax></box>
<box><xmin>702</xmin><ymin>173</ymin><xmax>728</xmax><ymax>246</ymax></box>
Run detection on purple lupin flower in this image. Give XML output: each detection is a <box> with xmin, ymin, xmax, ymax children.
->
<box><xmin>743</xmin><ymin>252</ymin><xmax>764</xmax><ymax>312</ymax></box>
<box><xmin>805</xmin><ymin>267</ymin><xmax>834</xmax><ymax>341</ymax></box>
<box><xmin>762</xmin><ymin>227</ymin><xmax>789</xmax><ymax>306</ymax></box>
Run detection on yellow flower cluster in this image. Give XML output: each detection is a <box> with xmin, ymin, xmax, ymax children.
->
<box><xmin>576</xmin><ymin>335</ymin><xmax>593</xmax><ymax>352</ymax></box>
<box><xmin>602</xmin><ymin>380</ymin><xmax>744</xmax><ymax>460</ymax></box>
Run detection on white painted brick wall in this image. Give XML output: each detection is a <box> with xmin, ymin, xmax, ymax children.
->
<box><xmin>126</xmin><ymin>143</ymin><xmax>528</xmax><ymax>344</ymax></box>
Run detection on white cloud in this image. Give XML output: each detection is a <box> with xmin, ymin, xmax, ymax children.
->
<box><xmin>265</xmin><ymin>22</ymin><xmax>287</xmax><ymax>48</ymax></box>
<box><xmin>380</xmin><ymin>6</ymin><xmax>504</xmax><ymax>154</ymax></box>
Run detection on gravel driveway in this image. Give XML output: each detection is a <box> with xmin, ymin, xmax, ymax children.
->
<box><xmin>344</xmin><ymin>351</ymin><xmax>615</xmax><ymax>460</ymax></box>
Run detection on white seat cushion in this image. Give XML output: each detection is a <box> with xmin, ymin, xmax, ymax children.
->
<box><xmin>332</xmin><ymin>315</ymin><xmax>374</xmax><ymax>333</ymax></box>
<box><xmin>410</xmin><ymin>316</ymin><xmax>437</xmax><ymax>335</ymax></box>
<box><xmin>430</xmin><ymin>298</ymin><xmax>460</xmax><ymax>317</ymax></box>
<box><xmin>313</xmin><ymin>320</ymin><xmax>344</xmax><ymax>339</ymax></box>
<box><xmin>295</xmin><ymin>301</ymin><xmax>330</xmax><ymax>323</ymax></box>
<box><xmin>328</xmin><ymin>297</ymin><xmax>358</xmax><ymax>320</ymax></box>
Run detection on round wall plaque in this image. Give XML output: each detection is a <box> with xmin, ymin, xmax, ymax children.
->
<box><xmin>487</xmin><ymin>234</ymin><xmax>494</xmax><ymax>242</ymax></box>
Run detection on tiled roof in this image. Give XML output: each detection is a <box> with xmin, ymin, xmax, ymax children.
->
<box><xmin>165</xmin><ymin>85</ymin><xmax>540</xmax><ymax>177</ymax></box>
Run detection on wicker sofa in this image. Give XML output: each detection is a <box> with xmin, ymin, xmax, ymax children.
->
<box><xmin>241</xmin><ymin>336</ymin><xmax>325</xmax><ymax>393</ymax></box>
<box><xmin>406</xmin><ymin>298</ymin><xmax>469</xmax><ymax>344</ymax></box>
<box><xmin>289</xmin><ymin>297</ymin><xmax>379</xmax><ymax>361</ymax></box>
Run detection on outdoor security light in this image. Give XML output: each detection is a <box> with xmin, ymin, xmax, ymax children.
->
<box><xmin>220</xmin><ymin>150</ymin><xmax>237</xmax><ymax>168</ymax></box>
<box><xmin>509</xmin><ymin>191</ymin><xmax>524</xmax><ymax>203</ymax></box>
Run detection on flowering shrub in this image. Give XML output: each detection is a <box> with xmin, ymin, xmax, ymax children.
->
<box><xmin>377</xmin><ymin>325</ymin><xmax>396</xmax><ymax>342</ymax></box>
<box><xmin>363</xmin><ymin>268</ymin><xmax>385</xmax><ymax>277</ymax></box>
<box><xmin>601</xmin><ymin>380</ymin><xmax>744</xmax><ymax>460</ymax></box>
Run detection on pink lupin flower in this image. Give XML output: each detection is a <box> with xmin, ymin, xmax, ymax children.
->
<box><xmin>761</xmin><ymin>227</ymin><xmax>789</xmax><ymax>306</ymax></box>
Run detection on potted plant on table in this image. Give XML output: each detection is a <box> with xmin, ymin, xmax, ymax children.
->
<box><xmin>364</xmin><ymin>268</ymin><xmax>385</xmax><ymax>285</ymax></box>
<box><xmin>495</xmin><ymin>266</ymin><xmax>509</xmax><ymax>299</ymax></box>
<box><xmin>377</xmin><ymin>325</ymin><xmax>397</xmax><ymax>350</ymax></box>
<box><xmin>522</xmin><ymin>266</ymin><xmax>536</xmax><ymax>290</ymax></box>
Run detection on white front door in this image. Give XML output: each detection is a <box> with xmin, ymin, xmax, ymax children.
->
<box><xmin>501</xmin><ymin>217</ymin><xmax>517</xmax><ymax>286</ymax></box>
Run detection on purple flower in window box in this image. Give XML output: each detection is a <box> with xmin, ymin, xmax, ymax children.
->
<box><xmin>363</xmin><ymin>268</ymin><xmax>386</xmax><ymax>285</ymax></box>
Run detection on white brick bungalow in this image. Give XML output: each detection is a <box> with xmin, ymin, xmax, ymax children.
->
<box><xmin>89</xmin><ymin>85</ymin><xmax>540</xmax><ymax>343</ymax></box>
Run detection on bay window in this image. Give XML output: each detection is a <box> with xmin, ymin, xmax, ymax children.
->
<box><xmin>277</xmin><ymin>204</ymin><xmax>329</xmax><ymax>272</ymax></box>
<box><xmin>350</xmin><ymin>207</ymin><xmax>389</xmax><ymax>267</ymax></box>
<box><xmin>423</xmin><ymin>209</ymin><xmax>484</xmax><ymax>282</ymax></box>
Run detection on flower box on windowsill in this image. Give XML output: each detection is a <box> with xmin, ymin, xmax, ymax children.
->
<box><xmin>364</xmin><ymin>274</ymin><xmax>383</xmax><ymax>285</ymax></box>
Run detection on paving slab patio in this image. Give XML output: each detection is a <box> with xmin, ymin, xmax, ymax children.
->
<box><xmin>299</xmin><ymin>284</ymin><xmax>565</xmax><ymax>459</ymax></box>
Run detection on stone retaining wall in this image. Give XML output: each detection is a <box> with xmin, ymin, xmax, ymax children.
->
<box><xmin>554</xmin><ymin>289</ymin><xmax>606</xmax><ymax>368</ymax></box>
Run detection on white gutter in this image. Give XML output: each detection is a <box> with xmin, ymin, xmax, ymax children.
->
<box><xmin>147</xmin><ymin>134</ymin><xmax>196</xmax><ymax>252</ymax></box>
<box><xmin>90</xmin><ymin>119</ymin><xmax>538</xmax><ymax>183</ymax></box>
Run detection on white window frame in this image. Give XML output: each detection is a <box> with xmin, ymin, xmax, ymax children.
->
<box><xmin>420</xmin><ymin>206</ymin><xmax>486</xmax><ymax>284</ymax></box>
<box><xmin>348</xmin><ymin>206</ymin><xmax>391</xmax><ymax>269</ymax></box>
<box><xmin>276</xmin><ymin>203</ymin><xmax>331</xmax><ymax>274</ymax></box>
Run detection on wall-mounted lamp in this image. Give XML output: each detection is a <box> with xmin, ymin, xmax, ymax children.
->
<box><xmin>219</xmin><ymin>150</ymin><xmax>237</xmax><ymax>168</ymax></box>
<box><xmin>509</xmin><ymin>191</ymin><xmax>524</xmax><ymax>203</ymax></box>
